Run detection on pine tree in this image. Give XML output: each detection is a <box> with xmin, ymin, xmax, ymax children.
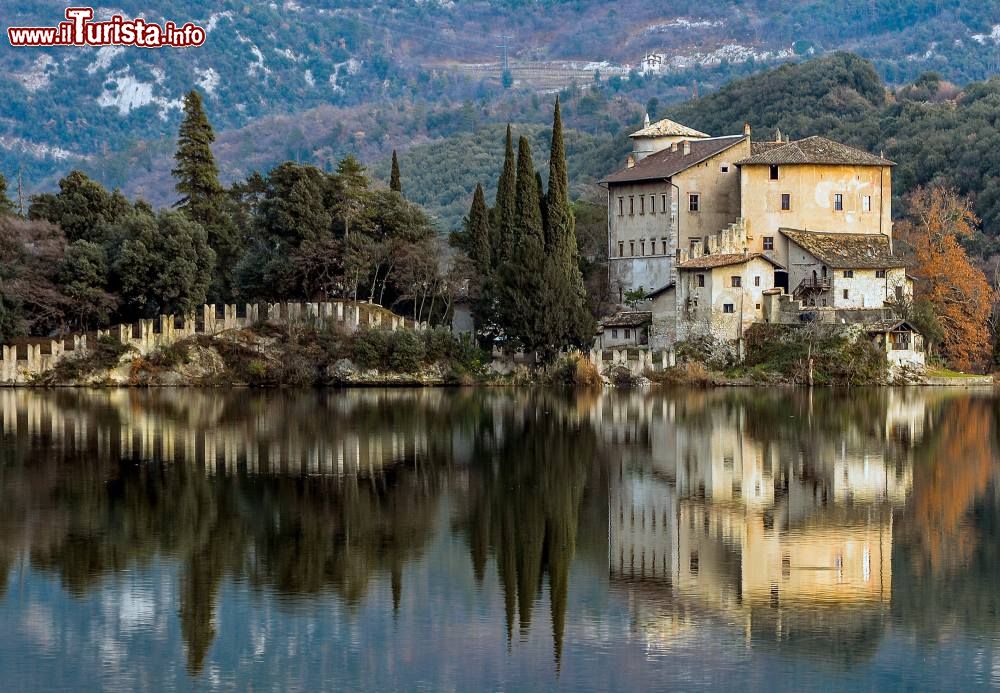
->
<box><xmin>492</xmin><ymin>125</ymin><xmax>517</xmax><ymax>270</ymax></box>
<box><xmin>0</xmin><ymin>174</ymin><xmax>16</xmax><ymax>216</ymax></box>
<box><xmin>543</xmin><ymin>97</ymin><xmax>595</xmax><ymax>350</ymax></box>
<box><xmin>172</xmin><ymin>90</ymin><xmax>238</xmax><ymax>301</ymax></box>
<box><xmin>390</xmin><ymin>150</ymin><xmax>402</xmax><ymax>194</ymax></box>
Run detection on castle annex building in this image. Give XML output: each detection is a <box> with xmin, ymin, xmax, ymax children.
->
<box><xmin>600</xmin><ymin>117</ymin><xmax>919</xmax><ymax>365</ymax></box>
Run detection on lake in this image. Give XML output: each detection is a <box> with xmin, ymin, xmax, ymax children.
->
<box><xmin>0</xmin><ymin>387</ymin><xmax>998</xmax><ymax>691</ymax></box>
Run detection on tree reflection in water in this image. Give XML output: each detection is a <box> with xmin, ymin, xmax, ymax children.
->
<box><xmin>0</xmin><ymin>387</ymin><xmax>997</xmax><ymax>680</ymax></box>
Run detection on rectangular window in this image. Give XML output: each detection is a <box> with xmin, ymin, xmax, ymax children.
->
<box><xmin>662</xmin><ymin>240</ymin><xmax>668</xmax><ymax>255</ymax></box>
<box><xmin>618</xmin><ymin>197</ymin><xmax>624</xmax><ymax>216</ymax></box>
<box><xmin>896</xmin><ymin>286</ymin><xmax>903</xmax><ymax>301</ymax></box>
<box><xmin>769</xmin><ymin>165</ymin><xmax>779</xmax><ymax>180</ymax></box>
<box><xmin>629</xmin><ymin>196</ymin><xmax>635</xmax><ymax>215</ymax></box>
<box><xmin>618</xmin><ymin>241</ymin><xmax>624</xmax><ymax>257</ymax></box>
<box><xmin>640</xmin><ymin>240</ymin><xmax>646</xmax><ymax>255</ymax></box>
<box><xmin>640</xmin><ymin>196</ymin><xmax>645</xmax><ymax>215</ymax></box>
<box><xmin>834</xmin><ymin>193</ymin><xmax>844</xmax><ymax>211</ymax></box>
<box><xmin>781</xmin><ymin>193</ymin><xmax>791</xmax><ymax>211</ymax></box>
<box><xmin>624</xmin><ymin>329</ymin><xmax>631</xmax><ymax>339</ymax></box>
<box><xmin>763</xmin><ymin>236</ymin><xmax>774</xmax><ymax>251</ymax></box>
<box><xmin>723</xmin><ymin>304</ymin><xmax>735</xmax><ymax>314</ymax></box>
<box><xmin>843</xmin><ymin>289</ymin><xmax>849</xmax><ymax>299</ymax></box>
<box><xmin>612</xmin><ymin>329</ymin><xmax>618</xmax><ymax>338</ymax></box>
<box><xmin>689</xmin><ymin>194</ymin><xmax>700</xmax><ymax>212</ymax></box>
<box><xmin>690</xmin><ymin>238</ymin><xmax>699</xmax><ymax>252</ymax></box>
<box><xmin>629</xmin><ymin>241</ymin><xmax>635</xmax><ymax>256</ymax></box>
<box><xmin>650</xmin><ymin>195</ymin><xmax>656</xmax><ymax>214</ymax></box>
<box><xmin>876</xmin><ymin>269</ymin><xmax>886</xmax><ymax>278</ymax></box>
<box><xmin>721</xmin><ymin>165</ymin><xmax>729</xmax><ymax>173</ymax></box>
<box><xmin>862</xmin><ymin>195</ymin><xmax>872</xmax><ymax>212</ymax></box>
<box><xmin>731</xmin><ymin>276</ymin><xmax>742</xmax><ymax>288</ymax></box>
<box><xmin>843</xmin><ymin>270</ymin><xmax>854</xmax><ymax>278</ymax></box>
<box><xmin>697</xmin><ymin>274</ymin><xmax>705</xmax><ymax>288</ymax></box>
<box><xmin>754</xmin><ymin>276</ymin><xmax>761</xmax><ymax>287</ymax></box>
<box><xmin>661</xmin><ymin>194</ymin><xmax>668</xmax><ymax>211</ymax></box>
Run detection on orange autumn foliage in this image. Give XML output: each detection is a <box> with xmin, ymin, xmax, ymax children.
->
<box><xmin>897</xmin><ymin>186</ymin><xmax>994</xmax><ymax>371</ymax></box>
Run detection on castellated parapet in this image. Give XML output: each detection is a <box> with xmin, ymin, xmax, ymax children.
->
<box><xmin>1</xmin><ymin>301</ymin><xmax>426</xmax><ymax>384</ymax></box>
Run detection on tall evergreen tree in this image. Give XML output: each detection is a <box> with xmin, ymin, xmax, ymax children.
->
<box><xmin>543</xmin><ymin>97</ymin><xmax>595</xmax><ymax>349</ymax></box>
<box><xmin>498</xmin><ymin>136</ymin><xmax>548</xmax><ymax>351</ymax></box>
<box><xmin>492</xmin><ymin>125</ymin><xmax>517</xmax><ymax>270</ymax></box>
<box><xmin>389</xmin><ymin>150</ymin><xmax>402</xmax><ymax>194</ymax></box>
<box><xmin>466</xmin><ymin>183</ymin><xmax>492</xmax><ymax>275</ymax></box>
<box><xmin>172</xmin><ymin>90</ymin><xmax>238</xmax><ymax>301</ymax></box>
<box><xmin>0</xmin><ymin>174</ymin><xmax>16</xmax><ymax>216</ymax></box>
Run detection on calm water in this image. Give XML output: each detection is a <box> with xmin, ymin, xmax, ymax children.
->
<box><xmin>0</xmin><ymin>387</ymin><xmax>998</xmax><ymax>691</ymax></box>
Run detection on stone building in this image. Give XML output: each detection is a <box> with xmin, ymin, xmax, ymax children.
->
<box><xmin>601</xmin><ymin>118</ymin><xmax>917</xmax><ymax>354</ymax></box>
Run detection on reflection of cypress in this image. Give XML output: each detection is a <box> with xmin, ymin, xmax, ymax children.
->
<box><xmin>179</xmin><ymin>550</ymin><xmax>222</xmax><ymax>675</ymax></box>
<box><xmin>461</xmin><ymin>393</ymin><xmax>592</xmax><ymax>662</ymax></box>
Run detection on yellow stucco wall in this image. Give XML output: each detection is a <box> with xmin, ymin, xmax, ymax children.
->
<box><xmin>740</xmin><ymin>163</ymin><xmax>893</xmax><ymax>267</ymax></box>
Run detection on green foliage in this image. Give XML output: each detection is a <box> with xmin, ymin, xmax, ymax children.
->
<box><xmin>742</xmin><ymin>323</ymin><xmax>888</xmax><ymax>385</ymax></box>
<box><xmin>0</xmin><ymin>174</ymin><xmax>16</xmax><ymax>216</ymax></box>
<box><xmin>29</xmin><ymin>170</ymin><xmax>131</xmax><ymax>244</ymax></box>
<box><xmin>389</xmin><ymin>150</ymin><xmax>402</xmax><ymax>194</ymax></box>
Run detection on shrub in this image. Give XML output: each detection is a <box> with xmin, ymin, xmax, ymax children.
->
<box><xmin>351</xmin><ymin>328</ymin><xmax>389</xmax><ymax>369</ymax></box>
<box><xmin>388</xmin><ymin>330</ymin><xmax>426</xmax><ymax>372</ymax></box>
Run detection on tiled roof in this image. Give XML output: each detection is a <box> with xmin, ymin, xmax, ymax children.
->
<box><xmin>736</xmin><ymin>135</ymin><xmax>894</xmax><ymax>167</ymax></box>
<box><xmin>601</xmin><ymin>311</ymin><xmax>652</xmax><ymax>328</ymax></box>
<box><xmin>780</xmin><ymin>228</ymin><xmax>908</xmax><ymax>269</ymax></box>
<box><xmin>676</xmin><ymin>252</ymin><xmax>785</xmax><ymax>270</ymax></box>
<box><xmin>645</xmin><ymin>282</ymin><xmax>675</xmax><ymax>298</ymax></box>
<box><xmin>603</xmin><ymin>135</ymin><xmax>746</xmax><ymax>185</ymax></box>
<box><xmin>867</xmin><ymin>319</ymin><xmax>920</xmax><ymax>334</ymax></box>
<box><xmin>630</xmin><ymin>118</ymin><xmax>709</xmax><ymax>139</ymax></box>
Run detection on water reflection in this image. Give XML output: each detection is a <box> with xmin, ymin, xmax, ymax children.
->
<box><xmin>0</xmin><ymin>387</ymin><xmax>997</xmax><ymax>689</ymax></box>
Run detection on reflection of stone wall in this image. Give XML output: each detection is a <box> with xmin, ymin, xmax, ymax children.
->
<box><xmin>0</xmin><ymin>301</ymin><xmax>426</xmax><ymax>384</ymax></box>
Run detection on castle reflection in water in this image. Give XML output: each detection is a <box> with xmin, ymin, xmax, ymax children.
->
<box><xmin>597</xmin><ymin>389</ymin><xmax>928</xmax><ymax>652</ymax></box>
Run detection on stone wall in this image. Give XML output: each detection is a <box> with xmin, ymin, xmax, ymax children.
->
<box><xmin>1</xmin><ymin>301</ymin><xmax>427</xmax><ymax>385</ymax></box>
<box><xmin>587</xmin><ymin>347</ymin><xmax>677</xmax><ymax>379</ymax></box>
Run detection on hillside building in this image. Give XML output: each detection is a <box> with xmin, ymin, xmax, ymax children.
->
<box><xmin>600</xmin><ymin>117</ymin><xmax>916</xmax><ymax>358</ymax></box>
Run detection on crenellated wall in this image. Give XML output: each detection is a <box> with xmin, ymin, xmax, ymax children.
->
<box><xmin>1</xmin><ymin>301</ymin><xmax>427</xmax><ymax>384</ymax></box>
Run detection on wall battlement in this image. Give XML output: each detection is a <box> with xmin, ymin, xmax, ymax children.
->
<box><xmin>1</xmin><ymin>301</ymin><xmax>427</xmax><ymax>384</ymax></box>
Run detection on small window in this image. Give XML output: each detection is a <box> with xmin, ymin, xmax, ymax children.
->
<box><xmin>754</xmin><ymin>276</ymin><xmax>761</xmax><ymax>287</ymax></box>
<box><xmin>618</xmin><ymin>197</ymin><xmax>624</xmax><ymax>216</ymax></box>
<box><xmin>781</xmin><ymin>193</ymin><xmax>790</xmax><ymax>211</ymax></box>
<box><xmin>661</xmin><ymin>193</ymin><xmax>668</xmax><ymax>211</ymax></box>
<box><xmin>640</xmin><ymin>240</ymin><xmax>646</xmax><ymax>255</ymax></box>
<box><xmin>629</xmin><ymin>241</ymin><xmax>635</xmax><ymax>256</ymax></box>
<box><xmin>769</xmin><ymin>165</ymin><xmax>779</xmax><ymax>180</ymax></box>
<box><xmin>650</xmin><ymin>195</ymin><xmax>656</xmax><ymax>214</ymax></box>
<box><xmin>689</xmin><ymin>194</ymin><xmax>700</xmax><ymax>212</ymax></box>
<box><xmin>723</xmin><ymin>304</ymin><xmax>735</xmax><ymax>314</ymax></box>
<box><xmin>640</xmin><ymin>196</ymin><xmax>645</xmax><ymax>215</ymax></box>
<box><xmin>895</xmin><ymin>286</ymin><xmax>903</xmax><ymax>301</ymax></box>
<box><xmin>763</xmin><ymin>236</ymin><xmax>774</xmax><ymax>251</ymax></box>
<box><xmin>624</xmin><ymin>329</ymin><xmax>631</xmax><ymax>339</ymax></box>
<box><xmin>843</xmin><ymin>270</ymin><xmax>854</xmax><ymax>278</ymax></box>
<box><xmin>629</xmin><ymin>196</ymin><xmax>635</xmax><ymax>215</ymax></box>
<box><xmin>618</xmin><ymin>241</ymin><xmax>624</xmax><ymax>257</ymax></box>
<box><xmin>721</xmin><ymin>165</ymin><xmax>729</xmax><ymax>173</ymax></box>
<box><xmin>821</xmin><ymin>298</ymin><xmax>827</xmax><ymax>307</ymax></box>
<box><xmin>612</xmin><ymin>328</ymin><xmax>618</xmax><ymax>338</ymax></box>
<box><xmin>731</xmin><ymin>276</ymin><xmax>742</xmax><ymax>288</ymax></box>
<box><xmin>876</xmin><ymin>269</ymin><xmax>886</xmax><ymax>278</ymax></box>
<box><xmin>834</xmin><ymin>193</ymin><xmax>844</xmax><ymax>211</ymax></box>
<box><xmin>843</xmin><ymin>289</ymin><xmax>849</xmax><ymax>299</ymax></box>
<box><xmin>697</xmin><ymin>274</ymin><xmax>705</xmax><ymax>288</ymax></box>
<box><xmin>862</xmin><ymin>195</ymin><xmax>872</xmax><ymax>212</ymax></box>
<box><xmin>690</xmin><ymin>238</ymin><xmax>700</xmax><ymax>251</ymax></box>
<box><xmin>662</xmin><ymin>240</ymin><xmax>668</xmax><ymax>255</ymax></box>
<box><xmin>755</xmin><ymin>303</ymin><xmax>761</xmax><ymax>310</ymax></box>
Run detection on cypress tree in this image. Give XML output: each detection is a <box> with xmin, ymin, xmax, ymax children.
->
<box><xmin>498</xmin><ymin>136</ymin><xmax>547</xmax><ymax>351</ymax></box>
<box><xmin>389</xmin><ymin>150</ymin><xmax>402</xmax><ymax>193</ymax></box>
<box><xmin>492</xmin><ymin>125</ymin><xmax>517</xmax><ymax>270</ymax></box>
<box><xmin>466</xmin><ymin>183</ymin><xmax>492</xmax><ymax>275</ymax></box>
<box><xmin>544</xmin><ymin>97</ymin><xmax>595</xmax><ymax>349</ymax></box>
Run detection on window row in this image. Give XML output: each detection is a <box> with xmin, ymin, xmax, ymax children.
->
<box><xmin>693</xmin><ymin>275</ymin><xmax>762</xmax><ymax>288</ymax></box>
<box><xmin>770</xmin><ymin>193</ymin><xmax>873</xmax><ymax>212</ymax></box>
<box><xmin>616</xmin><ymin>194</ymin><xmax>698</xmax><ymax>215</ymax></box>
<box><xmin>617</xmin><ymin>239</ymin><xmax>670</xmax><ymax>257</ymax></box>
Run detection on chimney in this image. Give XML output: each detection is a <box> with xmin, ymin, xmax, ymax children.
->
<box><xmin>774</xmin><ymin>127</ymin><xmax>782</xmax><ymax>142</ymax></box>
<box><xmin>743</xmin><ymin>122</ymin><xmax>751</xmax><ymax>137</ymax></box>
<box><xmin>683</xmin><ymin>140</ymin><xmax>690</xmax><ymax>155</ymax></box>
<box><xmin>643</xmin><ymin>112</ymin><xmax>651</xmax><ymax>128</ymax></box>
<box><xmin>626</xmin><ymin>153</ymin><xmax>636</xmax><ymax>169</ymax></box>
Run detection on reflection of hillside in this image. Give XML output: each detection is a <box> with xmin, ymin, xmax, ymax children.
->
<box><xmin>604</xmin><ymin>388</ymin><xmax>920</xmax><ymax>661</ymax></box>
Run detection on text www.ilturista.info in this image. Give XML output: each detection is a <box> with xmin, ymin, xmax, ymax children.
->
<box><xmin>7</xmin><ymin>7</ymin><xmax>206</xmax><ymax>47</ymax></box>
